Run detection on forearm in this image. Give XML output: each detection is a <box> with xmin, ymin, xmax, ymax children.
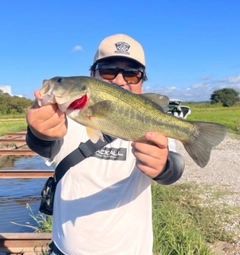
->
<box><xmin>26</xmin><ymin>126</ymin><xmax>62</xmax><ymax>158</ymax></box>
<box><xmin>153</xmin><ymin>151</ymin><xmax>185</xmax><ymax>185</ymax></box>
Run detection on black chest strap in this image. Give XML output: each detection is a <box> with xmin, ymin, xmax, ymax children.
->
<box><xmin>55</xmin><ymin>134</ymin><xmax>116</xmax><ymax>182</ymax></box>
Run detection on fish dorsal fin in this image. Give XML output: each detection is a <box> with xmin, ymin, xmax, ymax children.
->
<box><xmin>142</xmin><ymin>93</ymin><xmax>169</xmax><ymax>112</ymax></box>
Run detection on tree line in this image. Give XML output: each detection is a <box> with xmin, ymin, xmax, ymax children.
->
<box><xmin>210</xmin><ymin>88</ymin><xmax>239</xmax><ymax>107</ymax></box>
<box><xmin>0</xmin><ymin>90</ymin><xmax>34</xmax><ymax>114</ymax></box>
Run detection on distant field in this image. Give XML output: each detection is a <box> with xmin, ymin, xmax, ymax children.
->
<box><xmin>0</xmin><ymin>114</ymin><xmax>26</xmax><ymax>119</ymax></box>
<box><xmin>0</xmin><ymin>116</ymin><xmax>27</xmax><ymax>136</ymax></box>
<box><xmin>186</xmin><ymin>106</ymin><xmax>240</xmax><ymax>134</ymax></box>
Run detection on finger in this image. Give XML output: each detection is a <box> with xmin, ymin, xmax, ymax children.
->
<box><xmin>30</xmin><ymin>99</ymin><xmax>40</xmax><ymax>110</ymax></box>
<box><xmin>133</xmin><ymin>144</ymin><xmax>167</xmax><ymax>168</ymax></box>
<box><xmin>34</xmin><ymin>90</ymin><xmax>41</xmax><ymax>99</ymax></box>
<box><xmin>41</xmin><ymin>116</ymin><xmax>67</xmax><ymax>138</ymax></box>
<box><xmin>145</xmin><ymin>132</ymin><xmax>168</xmax><ymax>149</ymax></box>
<box><xmin>30</xmin><ymin>89</ymin><xmax>46</xmax><ymax>110</ymax></box>
<box><xmin>135</xmin><ymin>158</ymin><xmax>164</xmax><ymax>178</ymax></box>
<box><xmin>132</xmin><ymin>138</ymin><xmax>168</xmax><ymax>160</ymax></box>
<box><xmin>136</xmin><ymin>163</ymin><xmax>157</xmax><ymax>178</ymax></box>
<box><xmin>132</xmin><ymin>142</ymin><xmax>158</xmax><ymax>160</ymax></box>
<box><xmin>46</xmin><ymin>109</ymin><xmax>66</xmax><ymax>128</ymax></box>
<box><xmin>28</xmin><ymin>105</ymin><xmax>57</xmax><ymax>123</ymax></box>
<box><xmin>30</xmin><ymin>111</ymin><xmax>67</xmax><ymax>139</ymax></box>
<box><xmin>33</xmin><ymin>107</ymin><xmax>65</xmax><ymax>126</ymax></box>
<box><xmin>133</xmin><ymin>149</ymin><xmax>159</xmax><ymax>169</ymax></box>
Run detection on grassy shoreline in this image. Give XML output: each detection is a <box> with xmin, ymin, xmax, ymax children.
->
<box><xmin>0</xmin><ymin>119</ymin><xmax>27</xmax><ymax>136</ymax></box>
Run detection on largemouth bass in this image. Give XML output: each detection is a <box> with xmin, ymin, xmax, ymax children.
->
<box><xmin>38</xmin><ymin>76</ymin><xmax>228</xmax><ymax>168</ymax></box>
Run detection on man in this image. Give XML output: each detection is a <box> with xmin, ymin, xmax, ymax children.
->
<box><xmin>26</xmin><ymin>34</ymin><xmax>185</xmax><ymax>255</ymax></box>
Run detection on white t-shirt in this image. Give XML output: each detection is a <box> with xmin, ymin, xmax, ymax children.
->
<box><xmin>48</xmin><ymin>118</ymin><xmax>153</xmax><ymax>255</ymax></box>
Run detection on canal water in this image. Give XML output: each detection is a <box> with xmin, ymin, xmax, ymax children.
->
<box><xmin>0</xmin><ymin>155</ymin><xmax>53</xmax><ymax>232</ymax></box>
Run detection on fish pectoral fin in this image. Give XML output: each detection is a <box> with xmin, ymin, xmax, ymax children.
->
<box><xmin>87</xmin><ymin>100</ymin><xmax>113</xmax><ymax>118</ymax></box>
<box><xmin>86</xmin><ymin>127</ymin><xmax>104</xmax><ymax>143</ymax></box>
<box><xmin>141</xmin><ymin>93</ymin><xmax>169</xmax><ymax>112</ymax></box>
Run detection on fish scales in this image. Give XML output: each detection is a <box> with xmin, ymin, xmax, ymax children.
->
<box><xmin>84</xmin><ymin>78</ymin><xmax>195</xmax><ymax>141</ymax></box>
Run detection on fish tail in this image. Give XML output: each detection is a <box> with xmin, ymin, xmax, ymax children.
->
<box><xmin>183</xmin><ymin>122</ymin><xmax>228</xmax><ymax>168</ymax></box>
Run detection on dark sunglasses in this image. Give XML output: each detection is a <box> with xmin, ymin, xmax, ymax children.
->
<box><xmin>95</xmin><ymin>64</ymin><xmax>144</xmax><ymax>84</ymax></box>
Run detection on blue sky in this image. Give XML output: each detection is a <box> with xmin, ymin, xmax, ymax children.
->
<box><xmin>1</xmin><ymin>0</ymin><xmax>239</xmax><ymax>102</ymax></box>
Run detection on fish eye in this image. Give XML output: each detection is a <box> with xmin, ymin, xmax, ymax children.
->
<box><xmin>57</xmin><ymin>77</ymin><xmax>63</xmax><ymax>83</ymax></box>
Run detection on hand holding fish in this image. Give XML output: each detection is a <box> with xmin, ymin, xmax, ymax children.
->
<box><xmin>132</xmin><ymin>132</ymin><xmax>169</xmax><ymax>178</ymax></box>
<box><xmin>26</xmin><ymin>90</ymin><xmax>67</xmax><ymax>140</ymax></box>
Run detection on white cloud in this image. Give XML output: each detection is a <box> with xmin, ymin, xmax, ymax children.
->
<box><xmin>192</xmin><ymin>83</ymin><xmax>210</xmax><ymax>89</ymax></box>
<box><xmin>72</xmin><ymin>45</ymin><xmax>83</xmax><ymax>52</ymax></box>
<box><xmin>200</xmin><ymin>76</ymin><xmax>212</xmax><ymax>81</ymax></box>
<box><xmin>143</xmin><ymin>74</ymin><xmax>240</xmax><ymax>102</ymax></box>
<box><xmin>222</xmin><ymin>74</ymin><xmax>240</xmax><ymax>84</ymax></box>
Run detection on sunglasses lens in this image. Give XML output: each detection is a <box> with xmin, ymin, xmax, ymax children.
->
<box><xmin>99</xmin><ymin>68</ymin><xmax>118</xmax><ymax>80</ymax></box>
<box><xmin>97</xmin><ymin>65</ymin><xmax>143</xmax><ymax>84</ymax></box>
<box><xmin>123</xmin><ymin>69</ymin><xmax>142</xmax><ymax>84</ymax></box>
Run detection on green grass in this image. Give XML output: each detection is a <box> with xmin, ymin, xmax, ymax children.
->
<box><xmin>0</xmin><ymin>119</ymin><xmax>27</xmax><ymax>136</ymax></box>
<box><xmin>0</xmin><ymin>114</ymin><xmax>27</xmax><ymax>136</ymax></box>
<box><xmin>0</xmin><ymin>114</ymin><xmax>26</xmax><ymax>119</ymax></box>
<box><xmin>26</xmin><ymin>203</ymin><xmax>53</xmax><ymax>233</ymax></box>
<box><xmin>152</xmin><ymin>183</ymin><xmax>240</xmax><ymax>255</ymax></box>
<box><xmin>186</xmin><ymin>105</ymin><xmax>240</xmax><ymax>134</ymax></box>
<box><xmin>11</xmin><ymin>203</ymin><xmax>53</xmax><ymax>233</ymax></box>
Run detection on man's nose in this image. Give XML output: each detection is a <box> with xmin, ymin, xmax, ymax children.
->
<box><xmin>111</xmin><ymin>73</ymin><xmax>127</xmax><ymax>86</ymax></box>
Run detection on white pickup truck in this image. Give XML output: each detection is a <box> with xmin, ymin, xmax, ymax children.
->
<box><xmin>167</xmin><ymin>99</ymin><xmax>191</xmax><ymax>119</ymax></box>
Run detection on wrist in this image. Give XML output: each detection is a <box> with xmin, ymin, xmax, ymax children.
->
<box><xmin>153</xmin><ymin>151</ymin><xmax>185</xmax><ymax>185</ymax></box>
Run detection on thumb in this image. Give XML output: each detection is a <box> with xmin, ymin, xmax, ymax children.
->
<box><xmin>30</xmin><ymin>90</ymin><xmax>41</xmax><ymax>109</ymax></box>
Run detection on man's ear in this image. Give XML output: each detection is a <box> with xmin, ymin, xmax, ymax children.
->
<box><xmin>90</xmin><ymin>70</ymin><xmax>95</xmax><ymax>77</ymax></box>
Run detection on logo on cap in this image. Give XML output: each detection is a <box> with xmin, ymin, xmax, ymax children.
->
<box><xmin>114</xmin><ymin>41</ymin><xmax>130</xmax><ymax>55</ymax></box>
